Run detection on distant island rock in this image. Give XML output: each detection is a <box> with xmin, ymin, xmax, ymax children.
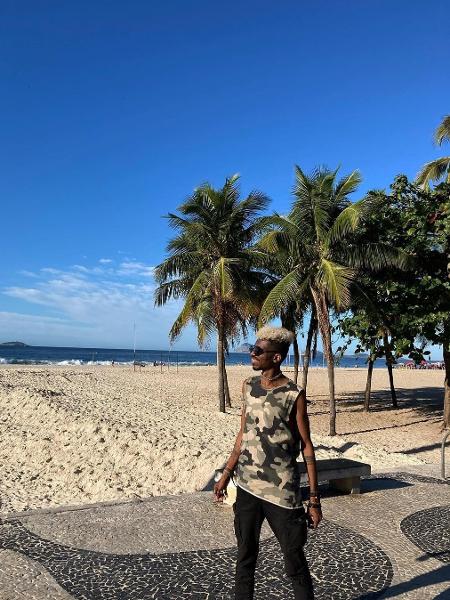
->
<box><xmin>234</xmin><ymin>343</ymin><xmax>252</xmax><ymax>353</ymax></box>
<box><xmin>0</xmin><ymin>341</ymin><xmax>30</xmax><ymax>347</ymax></box>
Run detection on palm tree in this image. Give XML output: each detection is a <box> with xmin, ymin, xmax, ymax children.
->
<box><xmin>255</xmin><ymin>251</ymin><xmax>307</xmax><ymax>384</ymax></box>
<box><xmin>417</xmin><ymin>115</ymin><xmax>450</xmax><ymax>188</ymax></box>
<box><xmin>154</xmin><ymin>175</ymin><xmax>270</xmax><ymax>412</ymax></box>
<box><xmin>258</xmin><ymin>166</ymin><xmax>402</xmax><ymax>435</ymax></box>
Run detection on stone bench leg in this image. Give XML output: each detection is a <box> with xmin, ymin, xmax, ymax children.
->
<box><xmin>329</xmin><ymin>476</ymin><xmax>361</xmax><ymax>494</ymax></box>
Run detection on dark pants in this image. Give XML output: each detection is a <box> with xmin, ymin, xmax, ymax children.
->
<box><xmin>234</xmin><ymin>486</ymin><xmax>314</xmax><ymax>600</ymax></box>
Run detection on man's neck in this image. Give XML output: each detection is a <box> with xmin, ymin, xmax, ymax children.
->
<box><xmin>260</xmin><ymin>367</ymin><xmax>284</xmax><ymax>387</ymax></box>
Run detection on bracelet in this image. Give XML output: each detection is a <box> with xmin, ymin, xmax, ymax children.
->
<box><xmin>307</xmin><ymin>501</ymin><xmax>322</xmax><ymax>509</ymax></box>
<box><xmin>223</xmin><ymin>467</ymin><xmax>233</xmax><ymax>476</ymax></box>
<box><xmin>309</xmin><ymin>490</ymin><xmax>320</xmax><ymax>498</ymax></box>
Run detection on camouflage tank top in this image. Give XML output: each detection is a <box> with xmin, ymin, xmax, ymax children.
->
<box><xmin>235</xmin><ymin>376</ymin><xmax>303</xmax><ymax>509</ymax></box>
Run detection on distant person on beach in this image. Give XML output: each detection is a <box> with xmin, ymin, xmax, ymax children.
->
<box><xmin>214</xmin><ymin>326</ymin><xmax>321</xmax><ymax>600</ymax></box>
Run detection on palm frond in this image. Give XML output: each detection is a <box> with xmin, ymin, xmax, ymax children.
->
<box><xmin>434</xmin><ymin>115</ymin><xmax>450</xmax><ymax>146</ymax></box>
<box><xmin>261</xmin><ymin>213</ymin><xmax>300</xmax><ymax>237</ymax></box>
<box><xmin>258</xmin><ymin>230</ymin><xmax>289</xmax><ymax>254</ymax></box>
<box><xmin>154</xmin><ymin>279</ymin><xmax>190</xmax><ymax>306</ymax></box>
<box><xmin>211</xmin><ymin>257</ymin><xmax>237</xmax><ymax>299</ymax></box>
<box><xmin>293</xmin><ymin>165</ymin><xmax>313</xmax><ymax>204</ymax></box>
<box><xmin>169</xmin><ymin>271</ymin><xmax>210</xmax><ymax>340</ymax></box>
<box><xmin>334</xmin><ymin>170</ymin><xmax>362</xmax><ymax>204</ymax></box>
<box><xmin>166</xmin><ymin>235</ymin><xmax>203</xmax><ymax>255</ymax></box>
<box><xmin>416</xmin><ymin>157</ymin><xmax>450</xmax><ymax>188</ymax></box>
<box><xmin>325</xmin><ymin>197</ymin><xmax>367</xmax><ymax>246</ymax></box>
<box><xmin>166</xmin><ymin>213</ymin><xmax>191</xmax><ymax>230</ymax></box>
<box><xmin>292</xmin><ymin>166</ymin><xmax>335</xmax><ymax>242</ymax></box>
<box><xmin>194</xmin><ymin>299</ymin><xmax>216</xmax><ymax>347</ymax></box>
<box><xmin>326</xmin><ymin>200</ymin><xmax>362</xmax><ymax>244</ymax></box>
<box><xmin>317</xmin><ymin>259</ymin><xmax>355</xmax><ymax>309</ymax></box>
<box><xmin>342</xmin><ymin>242</ymin><xmax>414</xmax><ymax>271</ymax></box>
<box><xmin>238</xmin><ymin>191</ymin><xmax>271</xmax><ymax>219</ymax></box>
<box><xmin>258</xmin><ymin>269</ymin><xmax>310</xmax><ymax>326</ymax></box>
<box><xmin>154</xmin><ymin>251</ymin><xmax>203</xmax><ymax>282</ymax></box>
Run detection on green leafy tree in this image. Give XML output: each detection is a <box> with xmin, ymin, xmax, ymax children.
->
<box><xmin>338</xmin><ymin>279</ymin><xmax>408</xmax><ymax>410</ymax></box>
<box><xmin>338</xmin><ymin>308</ymin><xmax>418</xmax><ymax>411</ymax></box>
<box><xmin>337</xmin><ymin>312</ymin><xmax>383</xmax><ymax>411</ymax></box>
<box><xmin>257</xmin><ymin>166</ymin><xmax>401</xmax><ymax>435</ymax></box>
<box><xmin>417</xmin><ymin>115</ymin><xmax>450</xmax><ymax>189</ymax></box>
<box><xmin>337</xmin><ymin>185</ymin><xmax>440</xmax><ymax>411</ymax></box>
<box><xmin>349</xmin><ymin>177</ymin><xmax>450</xmax><ymax>426</ymax></box>
<box><xmin>388</xmin><ymin>177</ymin><xmax>450</xmax><ymax>427</ymax></box>
<box><xmin>154</xmin><ymin>175</ymin><xmax>270</xmax><ymax>412</ymax></box>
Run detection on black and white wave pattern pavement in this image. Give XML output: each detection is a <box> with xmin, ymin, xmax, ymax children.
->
<box><xmin>0</xmin><ymin>518</ymin><xmax>393</xmax><ymax>600</ymax></box>
<box><xmin>401</xmin><ymin>505</ymin><xmax>450</xmax><ymax>564</ymax></box>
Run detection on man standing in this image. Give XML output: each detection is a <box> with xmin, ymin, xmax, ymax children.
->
<box><xmin>214</xmin><ymin>326</ymin><xmax>321</xmax><ymax>600</ymax></box>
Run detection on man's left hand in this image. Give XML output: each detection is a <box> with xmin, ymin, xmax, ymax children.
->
<box><xmin>307</xmin><ymin>507</ymin><xmax>322</xmax><ymax>529</ymax></box>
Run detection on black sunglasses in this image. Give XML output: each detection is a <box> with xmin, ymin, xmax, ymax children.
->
<box><xmin>248</xmin><ymin>344</ymin><xmax>278</xmax><ymax>356</ymax></box>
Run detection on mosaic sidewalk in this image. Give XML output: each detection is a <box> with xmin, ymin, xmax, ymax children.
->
<box><xmin>0</xmin><ymin>467</ymin><xmax>448</xmax><ymax>599</ymax></box>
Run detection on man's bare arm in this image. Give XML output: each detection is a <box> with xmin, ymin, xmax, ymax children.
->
<box><xmin>296</xmin><ymin>390</ymin><xmax>319</xmax><ymax>497</ymax></box>
<box><xmin>224</xmin><ymin>408</ymin><xmax>245</xmax><ymax>474</ymax></box>
<box><xmin>295</xmin><ymin>389</ymin><xmax>322</xmax><ymax>527</ymax></box>
<box><xmin>213</xmin><ymin>381</ymin><xmax>246</xmax><ymax>500</ymax></box>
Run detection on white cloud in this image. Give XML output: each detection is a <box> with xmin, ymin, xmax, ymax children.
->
<box><xmin>99</xmin><ymin>258</ymin><xmax>113</xmax><ymax>264</ymax></box>
<box><xmin>41</xmin><ymin>267</ymin><xmax>60</xmax><ymax>274</ymax></box>
<box><xmin>2</xmin><ymin>261</ymin><xmax>198</xmax><ymax>349</ymax></box>
<box><xmin>19</xmin><ymin>270</ymin><xmax>39</xmax><ymax>278</ymax></box>
<box><xmin>117</xmin><ymin>261</ymin><xmax>155</xmax><ymax>278</ymax></box>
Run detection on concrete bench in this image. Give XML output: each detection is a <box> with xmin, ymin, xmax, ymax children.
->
<box><xmin>298</xmin><ymin>458</ymin><xmax>371</xmax><ymax>495</ymax></box>
<box><xmin>212</xmin><ymin>458</ymin><xmax>371</xmax><ymax>505</ymax></box>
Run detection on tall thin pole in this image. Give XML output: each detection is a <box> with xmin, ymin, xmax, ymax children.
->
<box><xmin>133</xmin><ymin>321</ymin><xmax>136</xmax><ymax>372</ymax></box>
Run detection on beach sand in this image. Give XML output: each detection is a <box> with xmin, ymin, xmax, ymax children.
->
<box><xmin>0</xmin><ymin>365</ymin><xmax>445</xmax><ymax>514</ymax></box>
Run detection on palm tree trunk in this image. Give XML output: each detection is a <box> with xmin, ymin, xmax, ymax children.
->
<box><xmin>293</xmin><ymin>335</ymin><xmax>300</xmax><ymax>384</ymax></box>
<box><xmin>311</xmin><ymin>289</ymin><xmax>336</xmax><ymax>436</ymax></box>
<box><xmin>445</xmin><ymin>257</ymin><xmax>450</xmax><ymax>429</ymax></box>
<box><xmin>443</xmin><ymin>322</ymin><xmax>450</xmax><ymax>429</ymax></box>
<box><xmin>223</xmin><ymin>354</ymin><xmax>232</xmax><ymax>408</ymax></box>
<box><xmin>364</xmin><ymin>353</ymin><xmax>375</xmax><ymax>412</ymax></box>
<box><xmin>302</xmin><ymin>310</ymin><xmax>317</xmax><ymax>391</ymax></box>
<box><xmin>217</xmin><ymin>327</ymin><xmax>226</xmax><ymax>413</ymax></box>
<box><xmin>382</xmin><ymin>330</ymin><xmax>398</xmax><ymax>408</ymax></box>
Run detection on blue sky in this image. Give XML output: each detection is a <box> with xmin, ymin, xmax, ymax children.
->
<box><xmin>1</xmin><ymin>0</ymin><xmax>448</xmax><ymax>355</ymax></box>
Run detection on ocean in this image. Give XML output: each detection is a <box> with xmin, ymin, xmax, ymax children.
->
<box><xmin>0</xmin><ymin>345</ymin><xmax>384</xmax><ymax>368</ymax></box>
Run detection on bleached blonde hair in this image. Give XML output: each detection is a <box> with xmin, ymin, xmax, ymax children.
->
<box><xmin>256</xmin><ymin>326</ymin><xmax>294</xmax><ymax>346</ymax></box>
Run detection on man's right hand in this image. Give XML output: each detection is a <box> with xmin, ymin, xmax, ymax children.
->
<box><xmin>213</xmin><ymin>476</ymin><xmax>229</xmax><ymax>503</ymax></box>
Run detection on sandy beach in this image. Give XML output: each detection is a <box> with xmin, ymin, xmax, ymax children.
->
<box><xmin>0</xmin><ymin>365</ymin><xmax>445</xmax><ymax>514</ymax></box>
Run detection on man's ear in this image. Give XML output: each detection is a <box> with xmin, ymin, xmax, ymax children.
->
<box><xmin>273</xmin><ymin>353</ymin><xmax>282</xmax><ymax>364</ymax></box>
